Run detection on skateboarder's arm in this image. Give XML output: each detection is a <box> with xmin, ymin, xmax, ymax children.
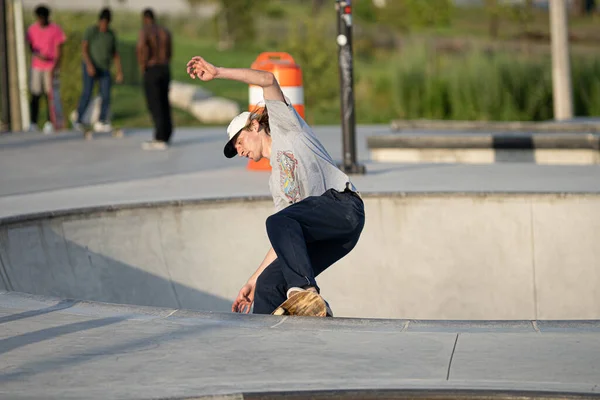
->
<box><xmin>232</xmin><ymin>247</ymin><xmax>277</xmax><ymax>313</ymax></box>
<box><xmin>246</xmin><ymin>247</ymin><xmax>277</xmax><ymax>286</ymax></box>
<box><xmin>217</xmin><ymin>67</ymin><xmax>285</xmax><ymax>103</ymax></box>
<box><xmin>187</xmin><ymin>56</ymin><xmax>285</xmax><ymax>103</ymax></box>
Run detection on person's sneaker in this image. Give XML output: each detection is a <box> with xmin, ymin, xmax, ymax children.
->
<box><xmin>93</xmin><ymin>121</ymin><xmax>112</xmax><ymax>133</ymax></box>
<box><xmin>69</xmin><ymin>112</ymin><xmax>84</xmax><ymax>132</ymax></box>
<box><xmin>142</xmin><ymin>140</ymin><xmax>168</xmax><ymax>151</ymax></box>
<box><xmin>42</xmin><ymin>121</ymin><xmax>54</xmax><ymax>134</ymax></box>
<box><xmin>72</xmin><ymin>122</ymin><xmax>84</xmax><ymax>132</ymax></box>
<box><xmin>28</xmin><ymin>123</ymin><xmax>39</xmax><ymax>132</ymax></box>
<box><xmin>286</xmin><ymin>287</ymin><xmax>308</xmax><ymax>299</ymax></box>
<box><xmin>286</xmin><ymin>287</ymin><xmax>334</xmax><ymax>317</ymax></box>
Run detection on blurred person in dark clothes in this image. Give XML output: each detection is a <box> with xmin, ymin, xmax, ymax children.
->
<box><xmin>136</xmin><ymin>8</ymin><xmax>173</xmax><ymax>151</ymax></box>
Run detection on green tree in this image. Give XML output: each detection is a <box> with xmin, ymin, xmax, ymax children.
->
<box><xmin>282</xmin><ymin>14</ymin><xmax>339</xmax><ymax>124</ymax></box>
<box><xmin>185</xmin><ymin>0</ymin><xmax>267</xmax><ymax>48</ymax></box>
<box><xmin>485</xmin><ymin>0</ymin><xmax>502</xmax><ymax>38</ymax></box>
<box><xmin>485</xmin><ymin>0</ymin><xmax>534</xmax><ymax>39</ymax></box>
<box><xmin>355</xmin><ymin>0</ymin><xmax>454</xmax><ymax>33</ymax></box>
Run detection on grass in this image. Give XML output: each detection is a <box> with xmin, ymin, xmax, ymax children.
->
<box><xmin>110</xmin><ymin>36</ymin><xmax>263</xmax><ymax>129</ymax></box>
<box><xmin>17</xmin><ymin>4</ymin><xmax>600</xmax><ymax>129</ymax></box>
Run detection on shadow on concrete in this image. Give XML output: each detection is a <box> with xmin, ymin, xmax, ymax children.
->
<box><xmin>0</xmin><ymin>299</ymin><xmax>79</xmax><ymax>325</ymax></box>
<box><xmin>0</xmin><ymin>316</ymin><xmax>127</xmax><ymax>356</ymax></box>
<box><xmin>0</xmin><ymin>131</ymin><xmax>86</xmax><ymax>151</ymax></box>
<box><xmin>0</xmin><ymin>224</ymin><xmax>234</xmax><ymax>314</ymax></box>
<box><xmin>0</xmin><ymin>319</ymin><xmax>225</xmax><ymax>383</ymax></box>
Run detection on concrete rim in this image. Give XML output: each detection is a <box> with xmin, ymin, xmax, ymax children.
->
<box><xmin>165</xmin><ymin>389</ymin><xmax>600</xmax><ymax>399</ymax></box>
<box><xmin>1</xmin><ymin>192</ymin><xmax>600</xmax><ymax>226</ymax></box>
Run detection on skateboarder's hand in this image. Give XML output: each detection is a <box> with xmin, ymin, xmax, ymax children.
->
<box><xmin>232</xmin><ymin>283</ymin><xmax>255</xmax><ymax>314</ymax></box>
<box><xmin>186</xmin><ymin>56</ymin><xmax>218</xmax><ymax>81</ymax></box>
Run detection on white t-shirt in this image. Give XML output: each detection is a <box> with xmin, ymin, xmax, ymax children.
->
<box><xmin>266</xmin><ymin>99</ymin><xmax>357</xmax><ymax>212</ymax></box>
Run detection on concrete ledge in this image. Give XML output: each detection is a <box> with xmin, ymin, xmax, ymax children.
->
<box><xmin>367</xmin><ymin>133</ymin><xmax>600</xmax><ymax>164</ymax></box>
<box><xmin>368</xmin><ymin>133</ymin><xmax>600</xmax><ymax>150</ymax></box>
<box><xmin>3</xmin><ymin>290</ymin><xmax>600</xmax><ymax>334</ymax></box>
<box><xmin>224</xmin><ymin>389</ymin><xmax>600</xmax><ymax>400</ymax></box>
<box><xmin>390</xmin><ymin>119</ymin><xmax>600</xmax><ymax>133</ymax></box>
<box><xmin>1</xmin><ymin>192</ymin><xmax>596</xmax><ymax>226</ymax></box>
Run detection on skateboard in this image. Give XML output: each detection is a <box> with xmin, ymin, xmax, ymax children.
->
<box><xmin>272</xmin><ymin>291</ymin><xmax>330</xmax><ymax>317</ymax></box>
<box><xmin>82</xmin><ymin>126</ymin><xmax>124</xmax><ymax>140</ymax></box>
<box><xmin>46</xmin><ymin>72</ymin><xmax>65</xmax><ymax>131</ymax></box>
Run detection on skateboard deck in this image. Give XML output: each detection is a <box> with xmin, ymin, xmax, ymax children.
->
<box><xmin>272</xmin><ymin>291</ymin><xmax>328</xmax><ymax>317</ymax></box>
<box><xmin>46</xmin><ymin>72</ymin><xmax>65</xmax><ymax>130</ymax></box>
<box><xmin>83</xmin><ymin>127</ymin><xmax>124</xmax><ymax>140</ymax></box>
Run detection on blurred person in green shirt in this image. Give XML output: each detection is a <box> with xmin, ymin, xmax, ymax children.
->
<box><xmin>71</xmin><ymin>7</ymin><xmax>123</xmax><ymax>133</ymax></box>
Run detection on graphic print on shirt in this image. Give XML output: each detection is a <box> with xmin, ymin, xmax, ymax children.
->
<box><xmin>278</xmin><ymin>151</ymin><xmax>302</xmax><ymax>203</ymax></box>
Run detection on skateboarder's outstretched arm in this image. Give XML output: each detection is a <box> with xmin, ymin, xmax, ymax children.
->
<box><xmin>186</xmin><ymin>56</ymin><xmax>286</xmax><ymax>103</ymax></box>
<box><xmin>232</xmin><ymin>247</ymin><xmax>277</xmax><ymax>314</ymax></box>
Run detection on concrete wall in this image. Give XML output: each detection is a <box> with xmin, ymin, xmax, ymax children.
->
<box><xmin>1</xmin><ymin>194</ymin><xmax>599</xmax><ymax>320</ymax></box>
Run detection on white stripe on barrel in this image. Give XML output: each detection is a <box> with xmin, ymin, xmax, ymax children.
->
<box><xmin>249</xmin><ymin>86</ymin><xmax>304</xmax><ymax>107</ymax></box>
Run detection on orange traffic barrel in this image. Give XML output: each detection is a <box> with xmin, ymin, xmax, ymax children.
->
<box><xmin>247</xmin><ymin>52</ymin><xmax>304</xmax><ymax>171</ymax></box>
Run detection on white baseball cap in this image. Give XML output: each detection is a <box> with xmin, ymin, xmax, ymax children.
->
<box><xmin>223</xmin><ymin>111</ymin><xmax>251</xmax><ymax>158</ymax></box>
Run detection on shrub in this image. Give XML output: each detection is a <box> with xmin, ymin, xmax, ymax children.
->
<box><xmin>58</xmin><ymin>30</ymin><xmax>84</xmax><ymax>120</ymax></box>
<box><xmin>390</xmin><ymin>45</ymin><xmax>600</xmax><ymax>121</ymax></box>
<box><xmin>282</xmin><ymin>14</ymin><xmax>340</xmax><ymax>124</ymax></box>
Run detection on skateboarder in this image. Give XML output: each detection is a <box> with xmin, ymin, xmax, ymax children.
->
<box><xmin>26</xmin><ymin>5</ymin><xmax>66</xmax><ymax>133</ymax></box>
<box><xmin>186</xmin><ymin>56</ymin><xmax>365</xmax><ymax>316</ymax></box>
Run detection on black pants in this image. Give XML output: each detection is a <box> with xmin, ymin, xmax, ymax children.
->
<box><xmin>30</xmin><ymin>95</ymin><xmax>49</xmax><ymax>125</ymax></box>
<box><xmin>143</xmin><ymin>64</ymin><xmax>173</xmax><ymax>143</ymax></box>
<box><xmin>253</xmin><ymin>189</ymin><xmax>365</xmax><ymax>314</ymax></box>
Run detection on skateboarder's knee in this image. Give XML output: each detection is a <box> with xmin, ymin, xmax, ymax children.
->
<box><xmin>265</xmin><ymin>213</ymin><xmax>296</xmax><ymax>238</ymax></box>
<box><xmin>265</xmin><ymin>214</ymin><xmax>282</xmax><ymax>233</ymax></box>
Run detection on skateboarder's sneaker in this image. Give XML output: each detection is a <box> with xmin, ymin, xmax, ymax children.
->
<box><xmin>142</xmin><ymin>140</ymin><xmax>169</xmax><ymax>151</ymax></box>
<box><xmin>274</xmin><ymin>287</ymin><xmax>333</xmax><ymax>317</ymax></box>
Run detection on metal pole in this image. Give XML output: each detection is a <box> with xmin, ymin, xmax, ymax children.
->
<box><xmin>549</xmin><ymin>0</ymin><xmax>574</xmax><ymax>120</ymax></box>
<box><xmin>0</xmin><ymin>0</ymin><xmax>11</xmax><ymax>132</ymax></box>
<box><xmin>14</xmin><ymin>0</ymin><xmax>30</xmax><ymax>131</ymax></box>
<box><xmin>335</xmin><ymin>0</ymin><xmax>365</xmax><ymax>174</ymax></box>
<box><xmin>6</xmin><ymin>0</ymin><xmax>22</xmax><ymax>131</ymax></box>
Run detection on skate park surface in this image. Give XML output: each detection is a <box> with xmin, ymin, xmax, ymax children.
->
<box><xmin>1</xmin><ymin>125</ymin><xmax>600</xmax><ymax>399</ymax></box>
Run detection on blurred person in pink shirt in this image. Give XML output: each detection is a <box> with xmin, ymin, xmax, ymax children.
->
<box><xmin>26</xmin><ymin>5</ymin><xmax>66</xmax><ymax>132</ymax></box>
